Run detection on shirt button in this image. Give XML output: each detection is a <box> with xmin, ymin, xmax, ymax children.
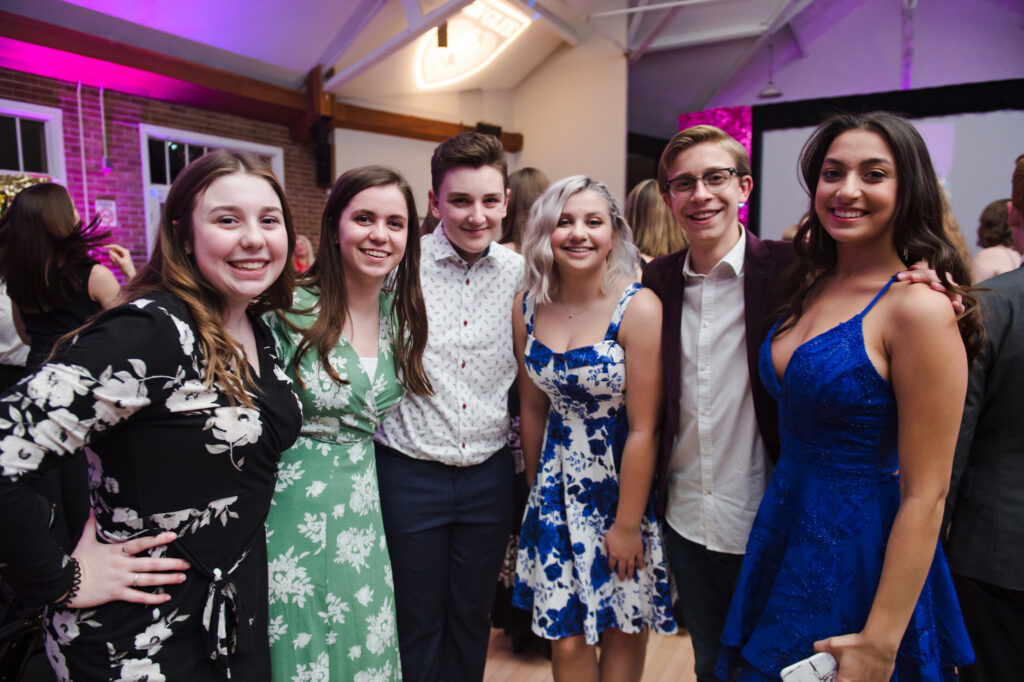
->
<box><xmin>461</xmin><ymin>361</ymin><xmax>466</xmax><ymax>368</ymax></box>
<box><xmin>465</xmin><ymin>278</ymin><xmax>470</xmax><ymax>285</ymax></box>
<box><xmin>461</xmin><ymin>404</ymin><xmax>467</xmax><ymax>409</ymax></box>
<box><xmin>701</xmin><ymin>449</ymin><xmax>709</xmax><ymax>457</ymax></box>
<box><xmin>704</xmin><ymin>490</ymin><xmax>711</xmax><ymax>496</ymax></box>
<box><xmin>700</xmin><ymin>408</ymin><xmax>708</xmax><ymax>416</ymax></box>
<box><xmin>463</xmin><ymin>320</ymin><xmax>468</xmax><ymax>326</ymax></box>
<box><xmin>461</xmin><ymin>443</ymin><xmax>466</xmax><ymax>449</ymax></box>
<box><xmin>702</xmin><ymin>321</ymin><xmax>710</xmax><ymax>328</ymax></box>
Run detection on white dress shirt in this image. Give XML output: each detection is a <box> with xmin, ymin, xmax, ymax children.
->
<box><xmin>665</xmin><ymin>227</ymin><xmax>771</xmax><ymax>554</ymax></box>
<box><xmin>376</xmin><ymin>225</ymin><xmax>524</xmax><ymax>466</ymax></box>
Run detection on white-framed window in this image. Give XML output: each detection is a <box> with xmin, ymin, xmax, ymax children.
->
<box><xmin>0</xmin><ymin>99</ymin><xmax>67</xmax><ymax>183</ymax></box>
<box><xmin>139</xmin><ymin>124</ymin><xmax>285</xmax><ymax>255</ymax></box>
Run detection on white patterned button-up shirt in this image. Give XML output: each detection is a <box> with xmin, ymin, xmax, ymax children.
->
<box><xmin>376</xmin><ymin>225</ymin><xmax>524</xmax><ymax>466</ymax></box>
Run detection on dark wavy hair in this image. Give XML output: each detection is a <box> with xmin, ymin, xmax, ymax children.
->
<box><xmin>122</xmin><ymin>149</ymin><xmax>296</xmax><ymax>406</ymax></box>
<box><xmin>0</xmin><ymin>182</ymin><xmax>110</xmax><ymax>312</ymax></box>
<box><xmin>976</xmin><ymin>198</ymin><xmax>1011</xmax><ymax>248</ymax></box>
<box><xmin>781</xmin><ymin>111</ymin><xmax>983</xmax><ymax>362</ymax></box>
<box><xmin>285</xmin><ymin>165</ymin><xmax>432</xmax><ymax>397</ymax></box>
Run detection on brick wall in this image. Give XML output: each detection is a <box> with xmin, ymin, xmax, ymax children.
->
<box><xmin>0</xmin><ymin>67</ymin><xmax>326</xmax><ymax>271</ymax></box>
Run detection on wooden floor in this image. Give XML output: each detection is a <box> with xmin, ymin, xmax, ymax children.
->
<box><xmin>483</xmin><ymin>629</ymin><xmax>697</xmax><ymax>682</ymax></box>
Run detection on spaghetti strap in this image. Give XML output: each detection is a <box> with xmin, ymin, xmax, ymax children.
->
<box><xmin>522</xmin><ymin>293</ymin><xmax>536</xmax><ymax>334</ymax></box>
<box><xmin>605</xmin><ymin>282</ymin><xmax>643</xmax><ymax>341</ymax></box>
<box><xmin>859</xmin><ymin>274</ymin><xmax>899</xmax><ymax>318</ymax></box>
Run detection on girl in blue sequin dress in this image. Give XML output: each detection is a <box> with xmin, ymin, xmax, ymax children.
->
<box><xmin>512</xmin><ymin>176</ymin><xmax>676</xmax><ymax>680</ymax></box>
<box><xmin>717</xmin><ymin>112</ymin><xmax>981</xmax><ymax>680</ymax></box>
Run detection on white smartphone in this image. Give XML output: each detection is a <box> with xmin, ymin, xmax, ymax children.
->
<box><xmin>780</xmin><ymin>652</ymin><xmax>838</xmax><ymax>681</ymax></box>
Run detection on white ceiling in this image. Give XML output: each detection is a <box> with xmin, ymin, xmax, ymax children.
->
<box><xmin>4</xmin><ymin>0</ymin><xmax>1022</xmax><ymax>139</ymax></box>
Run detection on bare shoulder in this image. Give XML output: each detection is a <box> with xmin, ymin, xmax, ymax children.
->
<box><xmin>512</xmin><ymin>289</ymin><xmax>527</xmax><ymax>322</ymax></box>
<box><xmin>884</xmin><ymin>278</ymin><xmax>962</xmax><ymax>348</ymax></box>
<box><xmin>886</xmin><ymin>280</ymin><xmax>957</xmax><ymax>329</ymax></box>
<box><xmin>620</xmin><ymin>286</ymin><xmax>662</xmax><ymax>336</ymax></box>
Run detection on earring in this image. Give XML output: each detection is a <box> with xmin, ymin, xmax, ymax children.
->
<box><xmin>738</xmin><ymin>201</ymin><xmax>746</xmax><ymax>208</ymax></box>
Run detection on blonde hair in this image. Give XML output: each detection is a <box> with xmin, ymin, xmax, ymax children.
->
<box><xmin>521</xmin><ymin>175</ymin><xmax>639</xmax><ymax>303</ymax></box>
<box><xmin>624</xmin><ymin>179</ymin><xmax>686</xmax><ymax>258</ymax></box>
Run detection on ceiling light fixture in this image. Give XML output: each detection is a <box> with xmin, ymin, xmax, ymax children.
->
<box><xmin>416</xmin><ymin>0</ymin><xmax>531</xmax><ymax>89</ymax></box>
<box><xmin>758</xmin><ymin>44</ymin><xmax>783</xmax><ymax>99</ymax></box>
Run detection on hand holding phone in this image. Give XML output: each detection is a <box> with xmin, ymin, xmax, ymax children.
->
<box><xmin>780</xmin><ymin>652</ymin><xmax>838</xmax><ymax>681</ymax></box>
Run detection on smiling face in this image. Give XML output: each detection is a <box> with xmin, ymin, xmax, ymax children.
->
<box><xmin>429</xmin><ymin>165</ymin><xmax>508</xmax><ymax>265</ymax></box>
<box><xmin>814</xmin><ymin>129</ymin><xmax>898</xmax><ymax>250</ymax></box>
<box><xmin>662</xmin><ymin>141</ymin><xmax>752</xmax><ymax>264</ymax></box>
<box><xmin>191</xmin><ymin>172</ymin><xmax>288</xmax><ymax>317</ymax></box>
<box><xmin>337</xmin><ymin>184</ymin><xmax>409</xmax><ymax>287</ymax></box>
<box><xmin>550</xmin><ymin>189</ymin><xmax>614</xmax><ymax>276</ymax></box>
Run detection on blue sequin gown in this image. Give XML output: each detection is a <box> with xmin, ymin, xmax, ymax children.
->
<box><xmin>717</xmin><ymin>276</ymin><xmax>974</xmax><ymax>680</ymax></box>
<box><xmin>512</xmin><ymin>283</ymin><xmax>676</xmax><ymax>644</ymax></box>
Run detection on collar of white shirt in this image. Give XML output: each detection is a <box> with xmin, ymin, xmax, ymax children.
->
<box><xmin>682</xmin><ymin>223</ymin><xmax>747</xmax><ymax>280</ymax></box>
<box><xmin>425</xmin><ymin>223</ymin><xmax>499</xmax><ymax>265</ymax></box>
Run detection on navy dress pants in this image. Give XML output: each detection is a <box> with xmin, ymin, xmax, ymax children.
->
<box><xmin>664</xmin><ymin>525</ymin><xmax>744</xmax><ymax>682</ymax></box>
<box><xmin>375</xmin><ymin>443</ymin><xmax>514</xmax><ymax>682</ymax></box>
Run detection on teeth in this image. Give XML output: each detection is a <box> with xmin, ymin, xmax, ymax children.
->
<box><xmin>232</xmin><ymin>261</ymin><xmax>265</xmax><ymax>270</ymax></box>
<box><xmin>362</xmin><ymin>249</ymin><xmax>389</xmax><ymax>258</ymax></box>
<box><xmin>834</xmin><ymin>209</ymin><xmax>866</xmax><ymax>218</ymax></box>
<box><xmin>691</xmin><ymin>211</ymin><xmax>718</xmax><ymax>220</ymax></box>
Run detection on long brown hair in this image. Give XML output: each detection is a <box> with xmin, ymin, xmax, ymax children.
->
<box><xmin>0</xmin><ymin>182</ymin><xmax>110</xmax><ymax>312</ymax></box>
<box><xmin>500</xmin><ymin>167</ymin><xmax>549</xmax><ymax>249</ymax></box>
<box><xmin>122</xmin><ymin>149</ymin><xmax>296</xmax><ymax>406</ymax></box>
<box><xmin>781</xmin><ymin>111</ymin><xmax>983</xmax><ymax>362</ymax></box>
<box><xmin>286</xmin><ymin>165</ymin><xmax>431</xmax><ymax>396</ymax></box>
<box><xmin>625</xmin><ymin>178</ymin><xmax>687</xmax><ymax>258</ymax></box>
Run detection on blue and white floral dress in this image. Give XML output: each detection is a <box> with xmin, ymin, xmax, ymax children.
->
<box><xmin>512</xmin><ymin>282</ymin><xmax>676</xmax><ymax>643</ymax></box>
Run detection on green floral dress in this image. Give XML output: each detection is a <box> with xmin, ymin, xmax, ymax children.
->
<box><xmin>266</xmin><ymin>286</ymin><xmax>403</xmax><ymax>681</ymax></box>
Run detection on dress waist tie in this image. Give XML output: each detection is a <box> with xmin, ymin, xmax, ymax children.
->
<box><xmin>171</xmin><ymin>534</ymin><xmax>257</xmax><ymax>679</ymax></box>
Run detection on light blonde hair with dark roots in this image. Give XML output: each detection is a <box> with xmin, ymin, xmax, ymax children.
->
<box><xmin>521</xmin><ymin>175</ymin><xmax>639</xmax><ymax>304</ymax></box>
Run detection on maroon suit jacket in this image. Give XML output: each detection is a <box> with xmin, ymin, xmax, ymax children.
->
<box><xmin>641</xmin><ymin>232</ymin><xmax>794</xmax><ymax>517</ymax></box>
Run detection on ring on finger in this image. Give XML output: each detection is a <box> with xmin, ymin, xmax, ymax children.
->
<box><xmin>132</xmin><ymin>573</ymin><xmax>139</xmax><ymax>588</ymax></box>
<box><xmin>121</xmin><ymin>546</ymin><xmax>129</xmax><ymax>555</ymax></box>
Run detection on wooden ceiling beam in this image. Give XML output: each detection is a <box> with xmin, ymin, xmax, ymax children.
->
<box><xmin>0</xmin><ymin>10</ymin><xmax>524</xmax><ymax>153</ymax></box>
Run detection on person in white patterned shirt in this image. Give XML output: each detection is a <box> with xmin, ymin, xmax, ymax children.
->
<box><xmin>374</xmin><ymin>132</ymin><xmax>524</xmax><ymax>682</ymax></box>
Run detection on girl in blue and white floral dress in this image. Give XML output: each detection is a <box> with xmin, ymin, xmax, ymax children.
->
<box><xmin>512</xmin><ymin>176</ymin><xmax>676</xmax><ymax>680</ymax></box>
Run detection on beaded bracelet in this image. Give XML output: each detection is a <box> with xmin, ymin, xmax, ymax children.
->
<box><xmin>54</xmin><ymin>557</ymin><xmax>82</xmax><ymax>609</ymax></box>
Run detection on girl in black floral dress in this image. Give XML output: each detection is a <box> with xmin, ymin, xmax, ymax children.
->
<box><xmin>0</xmin><ymin>150</ymin><xmax>301</xmax><ymax>681</ymax></box>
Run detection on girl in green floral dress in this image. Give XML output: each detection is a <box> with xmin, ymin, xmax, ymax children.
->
<box><xmin>265</xmin><ymin>166</ymin><xmax>431</xmax><ymax>681</ymax></box>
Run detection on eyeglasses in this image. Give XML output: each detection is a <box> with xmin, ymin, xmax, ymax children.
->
<box><xmin>664</xmin><ymin>168</ymin><xmax>739</xmax><ymax>198</ymax></box>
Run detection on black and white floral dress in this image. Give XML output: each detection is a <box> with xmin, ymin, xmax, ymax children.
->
<box><xmin>0</xmin><ymin>290</ymin><xmax>301</xmax><ymax>681</ymax></box>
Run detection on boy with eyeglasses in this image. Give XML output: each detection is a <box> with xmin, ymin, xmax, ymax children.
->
<box><xmin>643</xmin><ymin>124</ymin><xmax>962</xmax><ymax>682</ymax></box>
<box><xmin>641</xmin><ymin>125</ymin><xmax>791</xmax><ymax>682</ymax></box>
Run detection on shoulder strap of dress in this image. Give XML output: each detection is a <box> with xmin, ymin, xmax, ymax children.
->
<box><xmin>606</xmin><ymin>282</ymin><xmax>643</xmax><ymax>340</ymax></box>
<box><xmin>522</xmin><ymin>292</ymin><xmax>536</xmax><ymax>334</ymax></box>
<box><xmin>860</xmin><ymin>273</ymin><xmax>899</xmax><ymax>317</ymax></box>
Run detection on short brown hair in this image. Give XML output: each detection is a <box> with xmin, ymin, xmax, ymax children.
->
<box><xmin>430</xmin><ymin>132</ymin><xmax>507</xmax><ymax>194</ymax></box>
<box><xmin>657</xmin><ymin>125</ymin><xmax>752</xmax><ymax>191</ymax></box>
<box><xmin>1013</xmin><ymin>153</ymin><xmax>1024</xmax><ymax>214</ymax></box>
